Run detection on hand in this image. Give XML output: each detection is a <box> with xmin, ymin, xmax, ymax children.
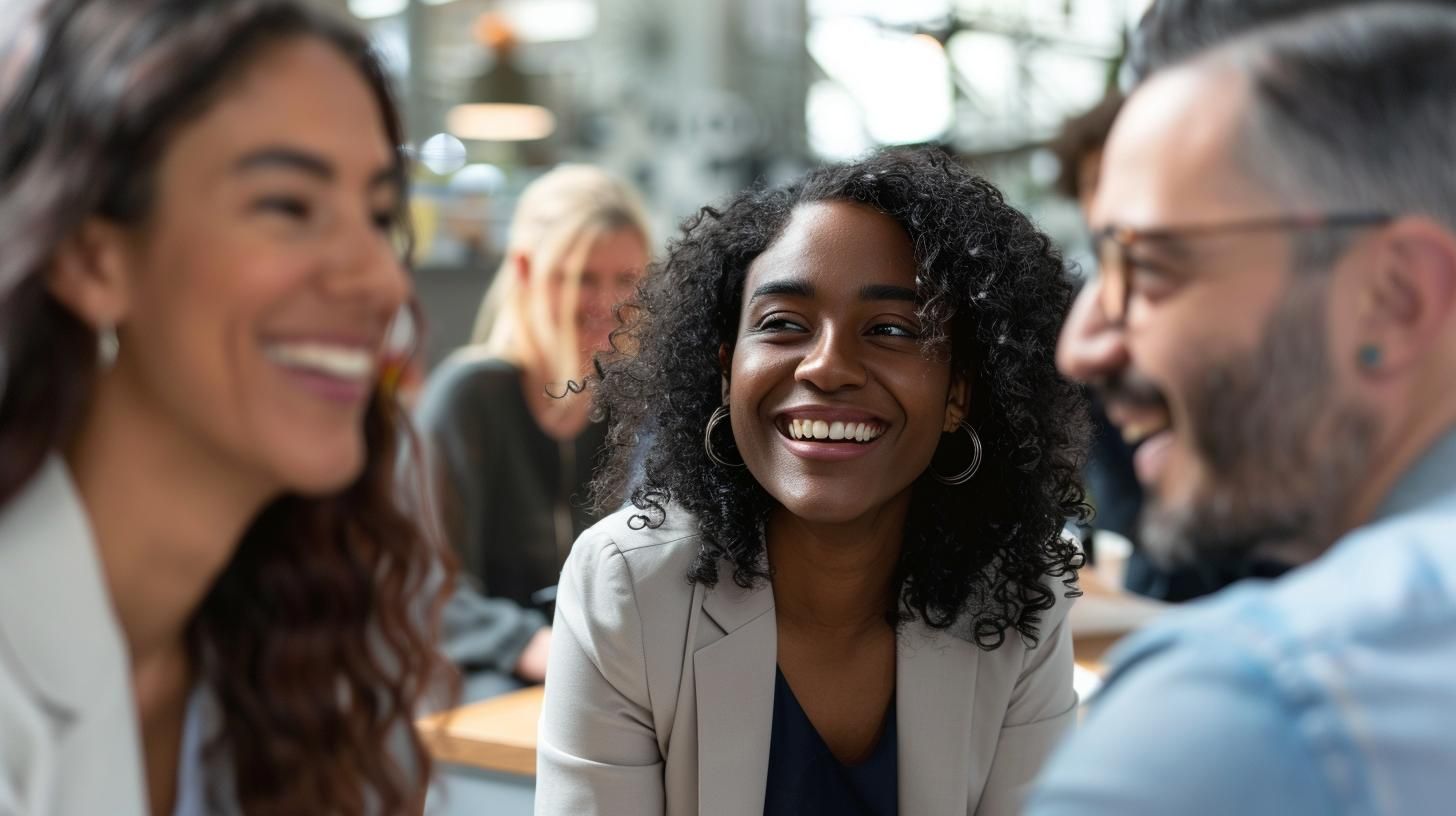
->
<box><xmin>513</xmin><ymin>626</ymin><xmax>552</xmax><ymax>683</ymax></box>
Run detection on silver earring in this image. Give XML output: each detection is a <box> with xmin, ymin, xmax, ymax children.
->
<box><xmin>933</xmin><ymin>421</ymin><xmax>983</xmax><ymax>485</ymax></box>
<box><xmin>97</xmin><ymin>325</ymin><xmax>119</xmax><ymax>368</ymax></box>
<box><xmin>703</xmin><ymin>406</ymin><xmax>745</xmax><ymax>468</ymax></box>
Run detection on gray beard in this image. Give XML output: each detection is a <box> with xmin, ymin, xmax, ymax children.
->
<box><xmin>1139</xmin><ymin>277</ymin><xmax>1378</xmax><ymax>569</ymax></box>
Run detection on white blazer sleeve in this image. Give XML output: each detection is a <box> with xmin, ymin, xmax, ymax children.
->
<box><xmin>975</xmin><ymin>590</ymin><xmax>1078</xmax><ymax>816</ymax></box>
<box><xmin>534</xmin><ymin>532</ymin><xmax>665</xmax><ymax>816</ymax></box>
<box><xmin>0</xmin><ymin>660</ymin><xmax>48</xmax><ymax>816</ymax></box>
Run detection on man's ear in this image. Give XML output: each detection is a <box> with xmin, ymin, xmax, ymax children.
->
<box><xmin>718</xmin><ymin>344</ymin><xmax>731</xmax><ymax>404</ymax></box>
<box><xmin>1355</xmin><ymin>217</ymin><xmax>1456</xmax><ymax>375</ymax></box>
<box><xmin>47</xmin><ymin>218</ymin><xmax>134</xmax><ymax>331</ymax></box>
<box><xmin>943</xmin><ymin>375</ymin><xmax>970</xmax><ymax>432</ymax></box>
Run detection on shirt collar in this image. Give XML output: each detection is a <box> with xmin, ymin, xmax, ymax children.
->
<box><xmin>1373</xmin><ymin>426</ymin><xmax>1456</xmax><ymax>522</ymax></box>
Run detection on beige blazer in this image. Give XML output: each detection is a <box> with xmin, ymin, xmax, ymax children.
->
<box><xmin>536</xmin><ymin>507</ymin><xmax>1078</xmax><ymax>816</ymax></box>
<box><xmin>0</xmin><ymin>458</ymin><xmax>149</xmax><ymax>816</ymax></box>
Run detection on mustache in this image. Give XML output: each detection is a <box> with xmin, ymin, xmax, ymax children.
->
<box><xmin>1091</xmin><ymin>369</ymin><xmax>1168</xmax><ymax>412</ymax></box>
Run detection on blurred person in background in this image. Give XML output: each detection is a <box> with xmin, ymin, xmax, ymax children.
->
<box><xmin>1052</xmin><ymin>91</ymin><xmax>1292</xmax><ymax>601</ymax></box>
<box><xmin>536</xmin><ymin>149</ymin><xmax>1088</xmax><ymax>815</ymax></box>
<box><xmin>1032</xmin><ymin>5</ymin><xmax>1456</xmax><ymax>813</ymax></box>
<box><xmin>0</xmin><ymin>1</ymin><xmax>453</xmax><ymax>814</ymax></box>
<box><xmin>415</xmin><ymin>165</ymin><xmax>651</xmax><ymax>693</ymax></box>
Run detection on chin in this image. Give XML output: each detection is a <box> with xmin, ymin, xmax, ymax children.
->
<box><xmin>275</xmin><ymin>442</ymin><xmax>369</xmax><ymax>497</ymax></box>
<box><xmin>775</xmin><ymin>493</ymin><xmax>879</xmax><ymax>527</ymax></box>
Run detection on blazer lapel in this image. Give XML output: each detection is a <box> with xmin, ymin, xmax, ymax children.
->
<box><xmin>898</xmin><ymin>622</ymin><xmax>980</xmax><ymax>815</ymax></box>
<box><xmin>694</xmin><ymin>574</ymin><xmax>777</xmax><ymax>816</ymax></box>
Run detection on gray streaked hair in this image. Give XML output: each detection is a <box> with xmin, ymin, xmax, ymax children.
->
<box><xmin>1213</xmin><ymin>3</ymin><xmax>1456</xmax><ymax>252</ymax></box>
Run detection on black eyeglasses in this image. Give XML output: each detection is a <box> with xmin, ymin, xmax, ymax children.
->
<box><xmin>1093</xmin><ymin>211</ymin><xmax>1392</xmax><ymax>326</ymax></box>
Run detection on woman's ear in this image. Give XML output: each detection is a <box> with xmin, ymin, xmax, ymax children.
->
<box><xmin>47</xmin><ymin>218</ymin><xmax>134</xmax><ymax>331</ymax></box>
<box><xmin>943</xmin><ymin>375</ymin><xmax>970</xmax><ymax>432</ymax></box>
<box><xmin>718</xmin><ymin>344</ymin><xmax>731</xmax><ymax>403</ymax></box>
<box><xmin>513</xmin><ymin>252</ymin><xmax>532</xmax><ymax>285</ymax></box>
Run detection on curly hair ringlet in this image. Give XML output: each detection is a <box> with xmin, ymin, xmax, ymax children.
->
<box><xmin>0</xmin><ymin>0</ymin><xmax>456</xmax><ymax>811</ymax></box>
<box><xmin>588</xmin><ymin>148</ymin><xmax>1090</xmax><ymax>650</ymax></box>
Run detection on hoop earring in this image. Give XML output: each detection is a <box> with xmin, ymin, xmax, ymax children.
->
<box><xmin>703</xmin><ymin>406</ymin><xmax>745</xmax><ymax>468</ymax></box>
<box><xmin>932</xmin><ymin>421</ymin><xmax>983</xmax><ymax>486</ymax></box>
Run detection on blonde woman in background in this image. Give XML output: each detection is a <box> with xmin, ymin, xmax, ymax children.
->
<box><xmin>416</xmin><ymin>165</ymin><xmax>651</xmax><ymax>693</ymax></box>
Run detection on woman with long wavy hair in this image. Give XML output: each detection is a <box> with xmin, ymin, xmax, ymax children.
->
<box><xmin>536</xmin><ymin>149</ymin><xmax>1089</xmax><ymax>815</ymax></box>
<box><xmin>0</xmin><ymin>1</ymin><xmax>452</xmax><ymax>814</ymax></box>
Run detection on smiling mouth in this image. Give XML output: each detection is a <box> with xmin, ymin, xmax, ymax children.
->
<box><xmin>264</xmin><ymin>341</ymin><xmax>376</xmax><ymax>381</ymax></box>
<box><xmin>1103</xmin><ymin>392</ymin><xmax>1175</xmax><ymax>486</ymax></box>
<box><xmin>778</xmin><ymin>418</ymin><xmax>886</xmax><ymax>444</ymax></box>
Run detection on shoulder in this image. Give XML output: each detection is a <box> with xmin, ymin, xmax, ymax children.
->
<box><xmin>1030</xmin><ymin>623</ymin><xmax>1337</xmax><ymax>815</ymax></box>
<box><xmin>561</xmin><ymin>505</ymin><xmax>705</xmax><ymax>601</ymax></box>
<box><xmin>414</xmin><ymin>352</ymin><xmax>519</xmax><ymax>423</ymax></box>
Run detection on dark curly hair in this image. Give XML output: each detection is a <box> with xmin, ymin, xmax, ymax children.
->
<box><xmin>0</xmin><ymin>1</ymin><xmax>453</xmax><ymax>812</ymax></box>
<box><xmin>591</xmin><ymin>148</ymin><xmax>1089</xmax><ymax>648</ymax></box>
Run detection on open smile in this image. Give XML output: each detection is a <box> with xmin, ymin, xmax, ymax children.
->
<box><xmin>1104</xmin><ymin>393</ymin><xmax>1175</xmax><ymax>487</ymax></box>
<box><xmin>772</xmin><ymin>409</ymin><xmax>889</xmax><ymax>461</ymax></box>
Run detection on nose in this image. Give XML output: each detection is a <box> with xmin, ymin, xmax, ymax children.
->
<box><xmin>796</xmin><ymin>325</ymin><xmax>867</xmax><ymax>393</ymax></box>
<box><xmin>1057</xmin><ymin>279</ymin><xmax>1128</xmax><ymax>383</ymax></box>
<box><xmin>320</xmin><ymin>218</ymin><xmax>412</xmax><ymax>315</ymax></box>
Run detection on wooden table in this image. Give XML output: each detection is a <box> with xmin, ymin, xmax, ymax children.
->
<box><xmin>420</xmin><ymin>685</ymin><xmax>544</xmax><ymax>776</ymax></box>
<box><xmin>422</xmin><ymin>638</ymin><xmax>1144</xmax><ymax>781</ymax></box>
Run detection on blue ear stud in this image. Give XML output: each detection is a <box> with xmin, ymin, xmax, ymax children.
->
<box><xmin>1358</xmin><ymin>344</ymin><xmax>1383</xmax><ymax>369</ymax></box>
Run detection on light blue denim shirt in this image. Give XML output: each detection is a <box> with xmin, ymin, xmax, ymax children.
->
<box><xmin>1029</xmin><ymin>429</ymin><xmax>1456</xmax><ymax>816</ymax></box>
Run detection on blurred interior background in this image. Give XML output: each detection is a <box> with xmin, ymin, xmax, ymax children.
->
<box><xmin>326</xmin><ymin>0</ymin><xmax>1153</xmax><ymax>368</ymax></box>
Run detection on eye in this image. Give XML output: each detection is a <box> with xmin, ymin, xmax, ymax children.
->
<box><xmin>371</xmin><ymin>209</ymin><xmax>395</xmax><ymax>233</ymax></box>
<box><xmin>1128</xmin><ymin>260</ymin><xmax>1182</xmax><ymax>299</ymax></box>
<box><xmin>255</xmin><ymin>195</ymin><xmax>311</xmax><ymax>221</ymax></box>
<box><xmin>867</xmin><ymin>322</ymin><xmax>919</xmax><ymax>339</ymax></box>
<box><xmin>753</xmin><ymin>314</ymin><xmax>808</xmax><ymax>333</ymax></box>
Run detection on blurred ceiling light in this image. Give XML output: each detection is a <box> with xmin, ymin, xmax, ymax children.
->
<box><xmin>807</xmin><ymin>80</ymin><xmax>872</xmax><ymax>161</ymax></box>
<box><xmin>418</xmin><ymin>133</ymin><xmax>469</xmax><ymax>175</ymax></box>
<box><xmin>498</xmin><ymin>0</ymin><xmax>598</xmax><ymax>43</ymax></box>
<box><xmin>448</xmin><ymin>104</ymin><xmax>556</xmax><ymax>142</ymax></box>
<box><xmin>347</xmin><ymin>0</ymin><xmax>407</xmax><ymax>20</ymax></box>
<box><xmin>455</xmin><ymin>14</ymin><xmax>556</xmax><ymax>142</ymax></box>
<box><xmin>808</xmin><ymin>18</ymin><xmax>953</xmax><ymax>146</ymax></box>
<box><xmin>450</xmin><ymin>163</ymin><xmax>507</xmax><ymax>195</ymax></box>
<box><xmin>811</xmin><ymin>0</ymin><xmax>951</xmax><ymax>28</ymax></box>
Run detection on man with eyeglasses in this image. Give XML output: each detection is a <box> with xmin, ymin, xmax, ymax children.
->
<box><xmin>1029</xmin><ymin>4</ymin><xmax>1456</xmax><ymax>814</ymax></box>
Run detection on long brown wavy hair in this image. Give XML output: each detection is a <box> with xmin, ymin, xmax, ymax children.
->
<box><xmin>0</xmin><ymin>0</ymin><xmax>455</xmax><ymax>812</ymax></box>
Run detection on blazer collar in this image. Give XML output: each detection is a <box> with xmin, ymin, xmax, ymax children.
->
<box><xmin>694</xmin><ymin>571</ymin><xmax>985</xmax><ymax>816</ymax></box>
<box><xmin>0</xmin><ymin>457</ymin><xmax>131</xmax><ymax>717</ymax></box>
<box><xmin>696</xmin><ymin>568</ymin><xmax>777</xmax><ymax>816</ymax></box>
<box><xmin>897</xmin><ymin>622</ymin><xmax>981</xmax><ymax>815</ymax></box>
<box><xmin>700</xmin><ymin>561</ymin><xmax>775</xmax><ymax>635</ymax></box>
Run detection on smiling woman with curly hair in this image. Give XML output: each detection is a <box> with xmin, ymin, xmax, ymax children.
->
<box><xmin>536</xmin><ymin>148</ymin><xmax>1090</xmax><ymax>816</ymax></box>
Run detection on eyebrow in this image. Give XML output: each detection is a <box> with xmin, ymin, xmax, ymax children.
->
<box><xmin>233</xmin><ymin>146</ymin><xmax>399</xmax><ymax>190</ymax></box>
<box><xmin>749</xmin><ymin>279</ymin><xmax>815</xmax><ymax>302</ymax></box>
<box><xmin>749</xmin><ymin>278</ymin><xmax>920</xmax><ymax>304</ymax></box>
<box><xmin>858</xmin><ymin>283</ymin><xmax>918</xmax><ymax>302</ymax></box>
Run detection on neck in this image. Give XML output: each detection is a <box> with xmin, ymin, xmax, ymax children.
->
<box><xmin>766</xmin><ymin>496</ymin><xmax>908</xmax><ymax>634</ymax></box>
<box><xmin>1340</xmin><ymin>383</ymin><xmax>1456</xmax><ymax>544</ymax></box>
<box><xmin>66</xmin><ymin>372</ymin><xmax>275</xmax><ymax>668</ymax></box>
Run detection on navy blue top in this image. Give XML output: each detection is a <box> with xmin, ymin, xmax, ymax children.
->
<box><xmin>763</xmin><ymin>668</ymin><xmax>898</xmax><ymax>816</ymax></box>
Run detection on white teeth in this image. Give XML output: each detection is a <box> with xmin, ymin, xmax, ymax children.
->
<box><xmin>265</xmin><ymin>342</ymin><xmax>374</xmax><ymax>381</ymax></box>
<box><xmin>784</xmin><ymin>418</ymin><xmax>886</xmax><ymax>443</ymax></box>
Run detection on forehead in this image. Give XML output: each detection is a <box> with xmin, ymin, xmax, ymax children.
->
<box><xmin>583</xmin><ymin>227</ymin><xmax>647</xmax><ymax>269</ymax></box>
<box><xmin>747</xmin><ymin>200</ymin><xmax>916</xmax><ymax>286</ymax></box>
<box><xmin>162</xmin><ymin>37</ymin><xmax>393</xmax><ymax>183</ymax></box>
<box><xmin>1093</xmin><ymin>61</ymin><xmax>1270</xmax><ymax>229</ymax></box>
